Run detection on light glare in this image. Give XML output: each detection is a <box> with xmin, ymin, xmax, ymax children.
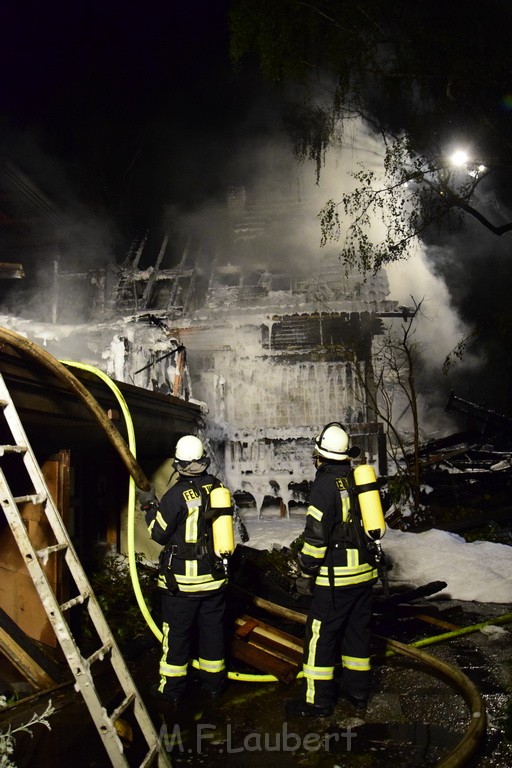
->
<box><xmin>450</xmin><ymin>150</ymin><xmax>469</xmax><ymax>166</ymax></box>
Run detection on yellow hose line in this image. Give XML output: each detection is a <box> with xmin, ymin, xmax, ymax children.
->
<box><xmin>380</xmin><ymin>612</ymin><xmax>512</xmax><ymax>656</ymax></box>
<box><xmin>189</xmin><ymin>657</ymin><xmax>287</xmax><ymax>683</ymax></box>
<box><xmin>59</xmin><ymin>362</ymin><xmax>281</xmax><ymax>683</ymax></box>
<box><xmin>59</xmin><ymin>361</ymin><xmax>163</xmax><ymax>642</ymax></box>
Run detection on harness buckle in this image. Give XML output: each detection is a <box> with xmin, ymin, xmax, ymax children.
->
<box><xmin>168</xmin><ymin>544</ymin><xmax>178</xmax><ymax>568</ymax></box>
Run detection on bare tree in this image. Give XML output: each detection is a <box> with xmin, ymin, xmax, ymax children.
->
<box><xmin>348</xmin><ymin>297</ymin><xmax>425</xmax><ymax>517</ymax></box>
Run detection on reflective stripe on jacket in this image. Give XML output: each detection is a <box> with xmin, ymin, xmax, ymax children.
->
<box><xmin>146</xmin><ymin>472</ymin><xmax>227</xmax><ymax>594</ymax></box>
<box><xmin>299</xmin><ymin>462</ymin><xmax>378</xmax><ymax>588</ymax></box>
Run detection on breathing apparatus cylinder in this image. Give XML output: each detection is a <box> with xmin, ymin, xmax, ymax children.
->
<box><xmin>353</xmin><ymin>464</ymin><xmax>386</xmax><ymax>542</ymax></box>
<box><xmin>210</xmin><ymin>487</ymin><xmax>235</xmax><ymax>570</ymax></box>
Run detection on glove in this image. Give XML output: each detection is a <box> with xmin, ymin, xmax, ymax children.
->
<box><xmin>136</xmin><ymin>486</ymin><xmax>159</xmax><ymax>510</ymax></box>
<box><xmin>294</xmin><ymin>573</ymin><xmax>314</xmax><ymax>597</ymax></box>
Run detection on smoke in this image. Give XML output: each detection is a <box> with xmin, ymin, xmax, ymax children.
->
<box><xmin>386</xmin><ymin>243</ymin><xmax>475</xmax><ymax>369</ymax></box>
<box><xmin>168</xmin><ymin>121</ymin><xmax>389</xmax><ymax>279</ymax></box>
<box><xmin>0</xmin><ymin>0</ymin><xmax>506</xmax><ymax>423</ymax></box>
<box><xmin>176</xmin><ymin>114</ymin><xmax>480</xmax><ymax>437</ymax></box>
<box><xmin>176</xmin><ymin>114</ymin><xmax>473</xmax><ymax>351</ymax></box>
<box><xmin>0</xmin><ymin>124</ymin><xmax>120</xmax><ymax>322</ymax></box>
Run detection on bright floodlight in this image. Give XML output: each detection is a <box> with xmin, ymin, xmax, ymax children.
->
<box><xmin>450</xmin><ymin>150</ymin><xmax>469</xmax><ymax>166</ymax></box>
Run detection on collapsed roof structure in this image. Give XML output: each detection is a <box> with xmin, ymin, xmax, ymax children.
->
<box><xmin>94</xmin><ymin>186</ymin><xmax>408</xmax><ymax>515</ymax></box>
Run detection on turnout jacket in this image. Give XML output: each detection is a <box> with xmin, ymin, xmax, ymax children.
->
<box><xmin>299</xmin><ymin>462</ymin><xmax>378</xmax><ymax>588</ymax></box>
<box><xmin>145</xmin><ymin>472</ymin><xmax>227</xmax><ymax>595</ymax></box>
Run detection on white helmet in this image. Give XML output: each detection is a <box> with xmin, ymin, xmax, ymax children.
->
<box><xmin>314</xmin><ymin>423</ymin><xmax>349</xmax><ymax>460</ymax></box>
<box><xmin>175</xmin><ymin>435</ymin><xmax>205</xmax><ymax>462</ymax></box>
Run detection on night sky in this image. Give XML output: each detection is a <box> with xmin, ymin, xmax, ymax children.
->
<box><xmin>0</xmin><ymin>1</ymin><xmax>266</xmax><ymax>239</ymax></box>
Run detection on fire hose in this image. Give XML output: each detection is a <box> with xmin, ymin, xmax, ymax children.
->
<box><xmin>57</xmin><ymin>361</ymin><xmax>282</xmax><ymax>681</ymax></box>
<box><xmin>0</xmin><ymin>327</ymin><xmax>505</xmax><ymax>765</ymax></box>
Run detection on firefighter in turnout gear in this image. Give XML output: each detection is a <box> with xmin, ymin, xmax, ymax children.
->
<box><xmin>142</xmin><ymin>435</ymin><xmax>232</xmax><ymax>705</ymax></box>
<box><xmin>286</xmin><ymin>423</ymin><xmax>383</xmax><ymax>718</ymax></box>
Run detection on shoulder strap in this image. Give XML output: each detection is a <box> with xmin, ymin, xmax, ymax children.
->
<box><xmin>329</xmin><ymin>473</ymin><xmax>355</xmax><ymax>546</ymax></box>
<box><xmin>193</xmin><ymin>479</ymin><xmax>224</xmax><ymax>569</ymax></box>
<box><xmin>346</xmin><ymin>470</ymin><xmax>370</xmax><ymax>549</ymax></box>
<box><xmin>326</xmin><ymin>473</ymin><xmax>351</xmax><ymax>602</ymax></box>
<box><xmin>330</xmin><ymin>471</ymin><xmax>372</xmax><ymax>555</ymax></box>
<box><xmin>346</xmin><ymin>470</ymin><xmax>358</xmax><ymax>517</ymax></box>
<box><xmin>198</xmin><ymin>478</ymin><xmax>223</xmax><ymax>521</ymax></box>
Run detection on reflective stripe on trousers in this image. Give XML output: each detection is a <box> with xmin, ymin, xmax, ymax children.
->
<box><xmin>302</xmin><ymin>582</ymin><xmax>374</xmax><ymax>707</ymax></box>
<box><xmin>158</xmin><ymin>588</ymin><xmax>226</xmax><ymax>695</ymax></box>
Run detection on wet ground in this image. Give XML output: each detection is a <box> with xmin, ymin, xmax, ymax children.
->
<box><xmin>7</xmin><ymin>598</ymin><xmax>512</xmax><ymax>767</ymax></box>
<box><xmin>141</xmin><ymin>598</ymin><xmax>512</xmax><ymax>768</ymax></box>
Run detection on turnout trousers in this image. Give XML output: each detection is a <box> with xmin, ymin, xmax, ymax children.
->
<box><xmin>158</xmin><ymin>588</ymin><xmax>226</xmax><ymax>696</ymax></box>
<box><xmin>302</xmin><ymin>583</ymin><xmax>374</xmax><ymax>708</ymax></box>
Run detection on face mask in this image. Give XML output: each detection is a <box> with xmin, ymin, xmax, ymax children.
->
<box><xmin>176</xmin><ymin>457</ymin><xmax>210</xmax><ymax>476</ymax></box>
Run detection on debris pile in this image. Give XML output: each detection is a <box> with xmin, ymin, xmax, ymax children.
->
<box><xmin>396</xmin><ymin>390</ymin><xmax>512</xmax><ymax>537</ymax></box>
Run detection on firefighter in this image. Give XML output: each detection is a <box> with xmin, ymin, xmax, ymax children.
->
<box><xmin>140</xmin><ymin>435</ymin><xmax>230</xmax><ymax>705</ymax></box>
<box><xmin>286</xmin><ymin>423</ymin><xmax>380</xmax><ymax>718</ymax></box>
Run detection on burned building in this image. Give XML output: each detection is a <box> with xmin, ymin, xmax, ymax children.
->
<box><xmin>97</xmin><ymin>188</ymin><xmax>405</xmax><ymax>515</ymax></box>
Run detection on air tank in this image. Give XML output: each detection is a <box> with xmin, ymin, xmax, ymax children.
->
<box><xmin>353</xmin><ymin>464</ymin><xmax>386</xmax><ymax>542</ymax></box>
<box><xmin>210</xmin><ymin>486</ymin><xmax>235</xmax><ymax>560</ymax></box>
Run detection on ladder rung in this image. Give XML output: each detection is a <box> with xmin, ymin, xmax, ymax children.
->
<box><xmin>60</xmin><ymin>592</ymin><xmax>90</xmax><ymax>612</ymax></box>
<box><xmin>139</xmin><ymin>743</ymin><xmax>159</xmax><ymax>768</ymax></box>
<box><xmin>110</xmin><ymin>692</ymin><xmax>135</xmax><ymax>722</ymax></box>
<box><xmin>86</xmin><ymin>642</ymin><xmax>113</xmax><ymax>666</ymax></box>
<box><xmin>13</xmin><ymin>493</ymin><xmax>47</xmax><ymax>505</ymax></box>
<box><xmin>0</xmin><ymin>445</ymin><xmax>27</xmax><ymax>455</ymax></box>
<box><xmin>36</xmin><ymin>542</ymin><xmax>68</xmax><ymax>560</ymax></box>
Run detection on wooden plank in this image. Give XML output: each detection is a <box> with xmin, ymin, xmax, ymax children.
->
<box><xmin>237</xmin><ymin>614</ymin><xmax>304</xmax><ymax>651</ymax></box>
<box><xmin>241</xmin><ymin>634</ymin><xmax>303</xmax><ymax>667</ymax></box>
<box><xmin>0</xmin><ymin>607</ymin><xmax>65</xmax><ymax>684</ymax></box>
<box><xmin>0</xmin><ymin>626</ymin><xmax>54</xmax><ymax>691</ymax></box>
<box><xmin>0</xmin><ymin>569</ymin><xmax>55</xmax><ymax>648</ymax></box>
<box><xmin>0</xmin><ymin>263</ymin><xmax>24</xmax><ymax>279</ymax></box>
<box><xmin>250</xmin><ymin>595</ymin><xmax>307</xmax><ymax>625</ymax></box>
<box><xmin>0</xmin><ymin>452</ymin><xmax>70</xmax><ymax>648</ymax></box>
<box><xmin>235</xmin><ymin>618</ymin><xmax>259</xmax><ymax>639</ymax></box>
<box><xmin>414</xmin><ymin>613</ymin><xmax>461</xmax><ymax>631</ymax></box>
<box><xmin>233</xmin><ymin>614</ymin><xmax>304</xmax><ymax>671</ymax></box>
<box><xmin>234</xmin><ymin>617</ymin><xmax>303</xmax><ymax>665</ymax></box>
<box><xmin>230</xmin><ymin>637</ymin><xmax>299</xmax><ymax>684</ymax></box>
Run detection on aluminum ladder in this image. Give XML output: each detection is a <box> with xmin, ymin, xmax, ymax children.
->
<box><xmin>0</xmin><ymin>372</ymin><xmax>171</xmax><ymax>768</ymax></box>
